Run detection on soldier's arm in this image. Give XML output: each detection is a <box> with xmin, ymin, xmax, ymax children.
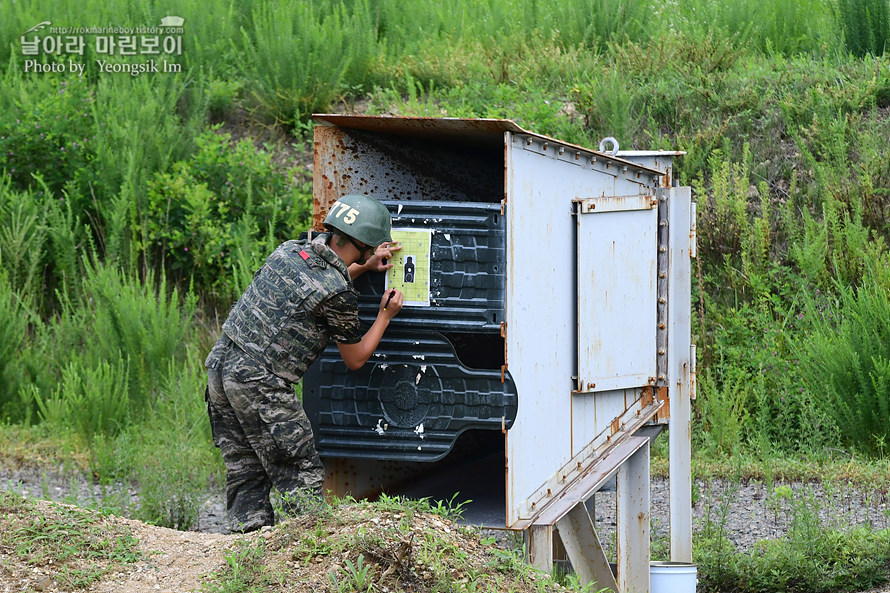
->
<box><xmin>337</xmin><ymin>289</ymin><xmax>403</xmax><ymax>370</ymax></box>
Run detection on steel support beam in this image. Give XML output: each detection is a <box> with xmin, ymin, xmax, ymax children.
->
<box><xmin>556</xmin><ymin>503</ymin><xmax>619</xmax><ymax>592</ymax></box>
<box><xmin>665</xmin><ymin>185</ymin><xmax>694</xmax><ymax>562</ymax></box>
<box><xmin>617</xmin><ymin>442</ymin><xmax>650</xmax><ymax>593</ymax></box>
<box><xmin>527</xmin><ymin>525</ymin><xmax>553</xmax><ymax>573</ymax></box>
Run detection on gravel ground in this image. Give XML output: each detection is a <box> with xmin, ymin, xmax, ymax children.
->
<box><xmin>3</xmin><ymin>465</ymin><xmax>888</xmax><ymax>548</ymax></box>
<box><xmin>593</xmin><ymin>477</ymin><xmax>890</xmax><ymax>553</ymax></box>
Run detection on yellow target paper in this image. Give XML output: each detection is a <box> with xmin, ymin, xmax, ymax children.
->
<box><xmin>385</xmin><ymin>229</ymin><xmax>431</xmax><ymax>307</ymax></box>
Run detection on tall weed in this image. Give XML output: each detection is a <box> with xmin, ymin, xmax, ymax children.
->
<box><xmin>0</xmin><ymin>179</ymin><xmax>86</xmax><ymax>312</ymax></box>
<box><xmin>0</xmin><ymin>273</ymin><xmax>29</xmax><ymax>417</ymax></box>
<box><xmin>680</xmin><ymin>0</ymin><xmax>838</xmax><ymax>56</ymax></box>
<box><xmin>789</xmin><ymin>195</ymin><xmax>882</xmax><ymax>289</ymax></box>
<box><xmin>79</xmin><ymin>260</ymin><xmax>196</xmax><ymax>415</ymax></box>
<box><xmin>696</xmin><ymin>290</ymin><xmax>838</xmax><ymax>457</ymax></box>
<box><xmin>573</xmin><ymin>69</ymin><xmax>638</xmax><ymax>145</ymax></box>
<box><xmin>89</xmin><ymin>75</ymin><xmax>206</xmax><ymax>264</ymax></box>
<box><xmin>0</xmin><ymin>181</ymin><xmax>46</xmax><ymax>308</ymax></box>
<box><xmin>135</xmin><ymin>345</ymin><xmax>219</xmax><ymax>530</ymax></box>
<box><xmin>238</xmin><ymin>0</ymin><xmax>379</xmax><ymax>124</ymax></box>
<box><xmin>696</xmin><ymin>369</ymin><xmax>751</xmax><ymax>456</ymax></box>
<box><xmin>837</xmin><ymin>0</ymin><xmax>890</xmax><ymax>56</ymax></box>
<box><xmin>799</xmin><ymin>275</ymin><xmax>890</xmax><ymax>455</ymax></box>
<box><xmin>30</xmin><ymin>355</ymin><xmax>130</xmax><ymax>439</ymax></box>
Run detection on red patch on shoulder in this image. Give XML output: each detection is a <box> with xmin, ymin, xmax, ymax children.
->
<box><xmin>299</xmin><ymin>250</ymin><xmax>310</xmax><ymax>260</ymax></box>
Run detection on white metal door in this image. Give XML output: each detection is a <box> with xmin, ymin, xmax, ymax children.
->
<box><xmin>575</xmin><ymin>195</ymin><xmax>658</xmax><ymax>393</ymax></box>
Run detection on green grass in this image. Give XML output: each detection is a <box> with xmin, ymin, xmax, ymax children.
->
<box><xmin>695</xmin><ymin>482</ymin><xmax>890</xmax><ymax>593</ymax></box>
<box><xmin>201</xmin><ymin>495</ymin><xmax>583</xmax><ymax>593</ymax></box>
<box><xmin>0</xmin><ymin>490</ymin><xmax>141</xmax><ymax>589</ymax></box>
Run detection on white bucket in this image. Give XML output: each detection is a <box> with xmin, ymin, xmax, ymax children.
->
<box><xmin>650</xmin><ymin>561</ymin><xmax>697</xmax><ymax>593</ymax></box>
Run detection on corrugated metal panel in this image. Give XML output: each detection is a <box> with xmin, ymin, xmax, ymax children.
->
<box><xmin>352</xmin><ymin>200</ymin><xmax>505</xmax><ymax>332</ymax></box>
<box><xmin>303</xmin><ymin>332</ymin><xmax>517</xmax><ymax>462</ymax></box>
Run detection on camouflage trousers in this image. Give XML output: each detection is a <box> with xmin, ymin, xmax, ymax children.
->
<box><xmin>205</xmin><ymin>336</ymin><xmax>324</xmax><ymax>533</ymax></box>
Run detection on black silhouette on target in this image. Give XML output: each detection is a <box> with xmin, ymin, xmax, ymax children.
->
<box><xmin>404</xmin><ymin>255</ymin><xmax>415</xmax><ymax>283</ymax></box>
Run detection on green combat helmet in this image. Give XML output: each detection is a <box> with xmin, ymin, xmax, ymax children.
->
<box><xmin>323</xmin><ymin>194</ymin><xmax>392</xmax><ymax>247</ymax></box>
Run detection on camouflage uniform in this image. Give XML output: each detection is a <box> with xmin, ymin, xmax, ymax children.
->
<box><xmin>205</xmin><ymin>233</ymin><xmax>363</xmax><ymax>532</ymax></box>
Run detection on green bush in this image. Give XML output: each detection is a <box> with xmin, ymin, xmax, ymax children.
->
<box><xmin>0</xmin><ymin>74</ymin><xmax>95</xmax><ymax>201</ymax></box>
<box><xmin>81</xmin><ymin>262</ymin><xmax>196</xmax><ymax>412</ymax></box>
<box><xmin>238</xmin><ymin>0</ymin><xmax>380</xmax><ymax>124</ymax></box>
<box><xmin>0</xmin><ymin>181</ymin><xmax>46</xmax><ymax>309</ymax></box>
<box><xmin>12</xmin><ymin>259</ymin><xmax>197</xmax><ymax>429</ymax></box>
<box><xmin>134</xmin><ymin>345</ymin><xmax>219</xmax><ymax>530</ymax></box>
<box><xmin>141</xmin><ymin>129</ymin><xmax>310</xmax><ymax>300</ymax></box>
<box><xmin>0</xmin><ymin>178</ymin><xmax>87</xmax><ymax>314</ymax></box>
<box><xmin>135</xmin><ymin>435</ymin><xmax>209</xmax><ymax>530</ymax></box>
<box><xmin>672</xmin><ymin>0</ymin><xmax>837</xmax><ymax>56</ymax></box>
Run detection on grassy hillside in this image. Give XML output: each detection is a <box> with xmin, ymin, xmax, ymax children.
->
<box><xmin>1</xmin><ymin>0</ymin><xmax>889</xmax><ymax>541</ymax></box>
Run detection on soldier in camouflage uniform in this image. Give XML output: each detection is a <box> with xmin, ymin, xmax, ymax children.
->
<box><xmin>205</xmin><ymin>194</ymin><xmax>403</xmax><ymax>533</ymax></box>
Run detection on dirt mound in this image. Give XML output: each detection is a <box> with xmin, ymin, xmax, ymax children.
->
<box><xmin>0</xmin><ymin>493</ymin><xmax>565</xmax><ymax>593</ymax></box>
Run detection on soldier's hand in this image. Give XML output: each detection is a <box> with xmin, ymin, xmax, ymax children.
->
<box><xmin>380</xmin><ymin>289</ymin><xmax>404</xmax><ymax>318</ymax></box>
<box><xmin>364</xmin><ymin>241</ymin><xmax>402</xmax><ymax>273</ymax></box>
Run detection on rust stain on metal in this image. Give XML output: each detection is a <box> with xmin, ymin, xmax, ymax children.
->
<box><xmin>654</xmin><ymin>389</ymin><xmax>671</xmax><ymax>422</ymax></box>
<box><xmin>641</xmin><ymin>387</ymin><xmax>653</xmax><ymax>408</ymax></box>
<box><xmin>314</xmin><ymin>114</ymin><xmax>527</xmax><ymax>150</ymax></box>
<box><xmin>313</xmin><ymin>125</ymin><xmax>346</xmax><ymax>231</ymax></box>
<box><xmin>610</xmin><ymin>417</ymin><xmax>620</xmax><ymax>435</ymax></box>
